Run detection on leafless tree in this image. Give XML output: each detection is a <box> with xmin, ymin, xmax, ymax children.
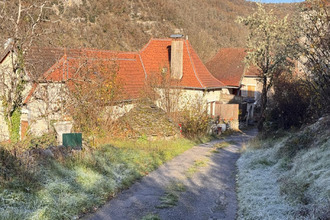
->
<box><xmin>63</xmin><ymin>54</ymin><xmax>122</xmax><ymax>135</ymax></box>
<box><xmin>143</xmin><ymin>67</ymin><xmax>182</xmax><ymax>121</ymax></box>
<box><xmin>0</xmin><ymin>0</ymin><xmax>59</xmax><ymax>141</ymax></box>
<box><xmin>298</xmin><ymin>0</ymin><xmax>330</xmax><ymax>115</ymax></box>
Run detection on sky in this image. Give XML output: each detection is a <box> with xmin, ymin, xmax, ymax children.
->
<box><xmin>249</xmin><ymin>0</ymin><xmax>305</xmax><ymax>3</ymax></box>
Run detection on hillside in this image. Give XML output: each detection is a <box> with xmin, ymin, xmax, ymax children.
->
<box><xmin>237</xmin><ymin>116</ymin><xmax>330</xmax><ymax>219</ymax></box>
<box><xmin>0</xmin><ymin>0</ymin><xmax>299</xmax><ymax>62</ymax></box>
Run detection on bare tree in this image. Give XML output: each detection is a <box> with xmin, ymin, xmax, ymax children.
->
<box><xmin>64</xmin><ymin>55</ymin><xmax>122</xmax><ymax>135</ymax></box>
<box><xmin>0</xmin><ymin>0</ymin><xmax>57</xmax><ymax>141</ymax></box>
<box><xmin>143</xmin><ymin>67</ymin><xmax>182</xmax><ymax>121</ymax></box>
<box><xmin>298</xmin><ymin>0</ymin><xmax>330</xmax><ymax>115</ymax></box>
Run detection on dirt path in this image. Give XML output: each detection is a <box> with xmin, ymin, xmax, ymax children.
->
<box><xmin>85</xmin><ymin>129</ymin><xmax>258</xmax><ymax>220</ymax></box>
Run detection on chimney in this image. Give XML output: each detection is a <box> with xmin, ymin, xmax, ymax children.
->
<box><xmin>170</xmin><ymin>34</ymin><xmax>184</xmax><ymax>80</ymax></box>
<box><xmin>4</xmin><ymin>38</ymin><xmax>13</xmax><ymax>49</ymax></box>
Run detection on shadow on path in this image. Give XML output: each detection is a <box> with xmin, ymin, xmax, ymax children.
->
<box><xmin>84</xmin><ymin>129</ymin><xmax>258</xmax><ymax>220</ymax></box>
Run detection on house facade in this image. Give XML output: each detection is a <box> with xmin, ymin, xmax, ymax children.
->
<box><xmin>1</xmin><ymin>37</ymin><xmax>230</xmax><ymax>142</ymax></box>
<box><xmin>206</xmin><ymin>48</ymin><xmax>262</xmax><ymax>125</ymax></box>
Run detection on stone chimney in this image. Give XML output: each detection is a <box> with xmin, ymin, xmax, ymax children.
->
<box><xmin>170</xmin><ymin>34</ymin><xmax>184</xmax><ymax>80</ymax></box>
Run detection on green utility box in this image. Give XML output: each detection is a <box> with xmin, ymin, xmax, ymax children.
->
<box><xmin>62</xmin><ymin>133</ymin><xmax>82</xmax><ymax>148</ymax></box>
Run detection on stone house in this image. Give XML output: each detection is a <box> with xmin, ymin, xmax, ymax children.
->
<box><xmin>0</xmin><ymin>45</ymin><xmax>67</xmax><ymax>142</ymax></box>
<box><xmin>206</xmin><ymin>48</ymin><xmax>262</xmax><ymax>124</ymax></box>
<box><xmin>0</xmin><ymin>36</ymin><xmax>234</xmax><ymax>142</ymax></box>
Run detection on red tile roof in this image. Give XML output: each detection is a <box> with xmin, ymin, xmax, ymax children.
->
<box><xmin>140</xmin><ymin>39</ymin><xmax>225</xmax><ymax>89</ymax></box>
<box><xmin>24</xmin><ymin>38</ymin><xmax>225</xmax><ymax>103</ymax></box>
<box><xmin>244</xmin><ymin>65</ymin><xmax>260</xmax><ymax>77</ymax></box>
<box><xmin>44</xmin><ymin>49</ymin><xmax>146</xmax><ymax>100</ymax></box>
<box><xmin>25</xmin><ymin>47</ymin><xmax>65</xmax><ymax>80</ymax></box>
<box><xmin>206</xmin><ymin>48</ymin><xmax>260</xmax><ymax>87</ymax></box>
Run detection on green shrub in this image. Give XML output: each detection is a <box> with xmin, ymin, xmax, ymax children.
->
<box><xmin>0</xmin><ymin>146</ymin><xmax>39</xmax><ymax>190</ymax></box>
<box><xmin>141</xmin><ymin>213</ymin><xmax>161</xmax><ymax>220</ymax></box>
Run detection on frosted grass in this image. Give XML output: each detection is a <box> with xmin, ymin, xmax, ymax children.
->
<box><xmin>237</xmin><ymin>134</ymin><xmax>330</xmax><ymax>220</ymax></box>
<box><xmin>237</xmin><ymin>145</ymin><xmax>296</xmax><ymax>220</ymax></box>
<box><xmin>0</xmin><ymin>138</ymin><xmax>195</xmax><ymax>219</ymax></box>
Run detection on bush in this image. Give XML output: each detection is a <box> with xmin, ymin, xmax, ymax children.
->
<box><xmin>180</xmin><ymin>96</ymin><xmax>211</xmax><ymax>138</ymax></box>
<box><xmin>266</xmin><ymin>74</ymin><xmax>310</xmax><ymax>131</ymax></box>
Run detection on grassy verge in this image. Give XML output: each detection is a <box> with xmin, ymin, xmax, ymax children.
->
<box><xmin>0</xmin><ymin>138</ymin><xmax>195</xmax><ymax>220</ymax></box>
<box><xmin>237</xmin><ymin>117</ymin><xmax>330</xmax><ymax>220</ymax></box>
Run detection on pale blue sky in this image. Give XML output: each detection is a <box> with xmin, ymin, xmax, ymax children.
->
<box><xmin>249</xmin><ymin>0</ymin><xmax>304</xmax><ymax>3</ymax></box>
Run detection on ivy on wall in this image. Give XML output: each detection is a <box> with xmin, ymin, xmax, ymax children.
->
<box><xmin>5</xmin><ymin>108</ymin><xmax>21</xmax><ymax>142</ymax></box>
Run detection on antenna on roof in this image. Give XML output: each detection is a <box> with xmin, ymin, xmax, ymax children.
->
<box><xmin>170</xmin><ymin>34</ymin><xmax>184</xmax><ymax>39</ymax></box>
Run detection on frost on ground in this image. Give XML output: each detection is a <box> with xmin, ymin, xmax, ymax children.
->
<box><xmin>237</xmin><ymin>139</ymin><xmax>296</xmax><ymax>220</ymax></box>
<box><xmin>237</xmin><ymin>116</ymin><xmax>330</xmax><ymax>220</ymax></box>
<box><xmin>0</xmin><ymin>139</ymin><xmax>194</xmax><ymax>220</ymax></box>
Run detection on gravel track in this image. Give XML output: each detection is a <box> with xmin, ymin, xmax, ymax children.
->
<box><xmin>85</xmin><ymin>129</ymin><xmax>257</xmax><ymax>220</ymax></box>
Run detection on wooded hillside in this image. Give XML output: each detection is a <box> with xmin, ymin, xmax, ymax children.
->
<box><xmin>0</xmin><ymin>0</ymin><xmax>299</xmax><ymax>61</ymax></box>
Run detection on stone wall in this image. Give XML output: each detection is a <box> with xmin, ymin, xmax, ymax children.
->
<box><xmin>0</xmin><ymin>51</ymin><xmax>33</xmax><ymax>141</ymax></box>
<box><xmin>154</xmin><ymin>88</ymin><xmax>224</xmax><ymax>115</ymax></box>
<box><xmin>240</xmin><ymin>76</ymin><xmax>262</xmax><ymax>100</ymax></box>
<box><xmin>154</xmin><ymin>88</ymin><xmax>234</xmax><ymax>117</ymax></box>
<box><xmin>105</xmin><ymin>103</ymin><xmax>135</xmax><ymax>120</ymax></box>
<box><xmin>0</xmin><ymin>101</ymin><xmax>9</xmax><ymax>142</ymax></box>
<box><xmin>27</xmin><ymin>83</ymin><xmax>68</xmax><ymax>136</ymax></box>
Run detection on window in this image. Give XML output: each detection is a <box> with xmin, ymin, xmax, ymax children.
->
<box><xmin>241</xmin><ymin>85</ymin><xmax>256</xmax><ymax>98</ymax></box>
<box><xmin>247</xmin><ymin>85</ymin><xmax>256</xmax><ymax>98</ymax></box>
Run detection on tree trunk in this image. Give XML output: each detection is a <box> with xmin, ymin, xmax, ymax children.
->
<box><xmin>258</xmin><ymin>76</ymin><xmax>268</xmax><ymax>132</ymax></box>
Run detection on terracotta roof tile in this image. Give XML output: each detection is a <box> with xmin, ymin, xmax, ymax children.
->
<box><xmin>44</xmin><ymin>49</ymin><xmax>146</xmax><ymax>100</ymax></box>
<box><xmin>23</xmin><ymin>83</ymin><xmax>38</xmax><ymax>104</ymax></box>
<box><xmin>185</xmin><ymin>41</ymin><xmax>225</xmax><ymax>88</ymax></box>
<box><xmin>206</xmin><ymin>48</ymin><xmax>260</xmax><ymax>87</ymax></box>
<box><xmin>244</xmin><ymin>65</ymin><xmax>260</xmax><ymax>77</ymax></box>
<box><xmin>25</xmin><ymin>47</ymin><xmax>65</xmax><ymax>80</ymax></box>
<box><xmin>140</xmin><ymin>38</ymin><xmax>225</xmax><ymax>89</ymax></box>
<box><xmin>25</xmin><ymin>38</ymin><xmax>224</xmax><ymax>103</ymax></box>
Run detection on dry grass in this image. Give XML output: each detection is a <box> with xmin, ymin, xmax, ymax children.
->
<box><xmin>0</xmin><ymin>137</ymin><xmax>195</xmax><ymax>220</ymax></box>
<box><xmin>185</xmin><ymin>158</ymin><xmax>209</xmax><ymax>178</ymax></box>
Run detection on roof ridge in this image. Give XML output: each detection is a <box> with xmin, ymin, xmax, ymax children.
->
<box><xmin>23</xmin><ymin>83</ymin><xmax>38</xmax><ymax>104</ymax></box>
<box><xmin>41</xmin><ymin>55</ymin><xmax>66</xmax><ymax>81</ymax></box>
<box><xmin>77</xmin><ymin>48</ymin><xmax>139</xmax><ymax>54</ymax></box>
<box><xmin>139</xmin><ymin>38</ymin><xmax>177</xmax><ymax>53</ymax></box>
<box><xmin>29</xmin><ymin>46</ymin><xmax>139</xmax><ymax>55</ymax></box>
<box><xmin>139</xmin><ymin>38</ymin><xmax>153</xmax><ymax>53</ymax></box>
<box><xmin>138</xmin><ymin>54</ymin><xmax>148</xmax><ymax>79</ymax></box>
<box><xmin>0</xmin><ymin>46</ymin><xmax>12</xmax><ymax>63</ymax></box>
